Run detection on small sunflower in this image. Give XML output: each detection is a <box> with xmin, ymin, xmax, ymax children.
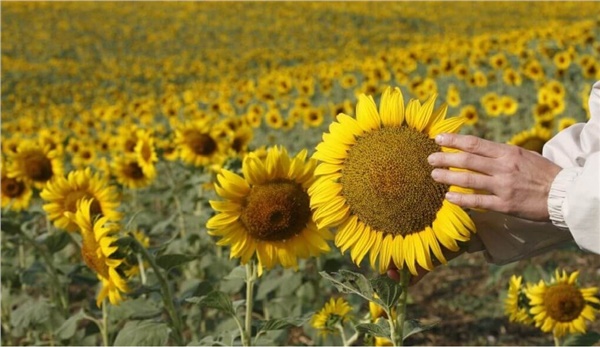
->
<box><xmin>504</xmin><ymin>275</ymin><xmax>533</xmax><ymax>325</ymax></box>
<box><xmin>507</xmin><ymin>126</ymin><xmax>552</xmax><ymax>154</ymax></box>
<box><xmin>459</xmin><ymin>105</ymin><xmax>479</xmax><ymax>126</ymax></box>
<box><xmin>69</xmin><ymin>198</ymin><xmax>129</xmax><ymax>306</ymax></box>
<box><xmin>206</xmin><ymin>146</ymin><xmax>332</xmax><ymax>275</ymax></box>
<box><xmin>7</xmin><ymin>140</ymin><xmax>64</xmax><ymax>189</ymax></box>
<box><xmin>41</xmin><ymin>168</ymin><xmax>122</xmax><ymax>232</ymax></box>
<box><xmin>134</xmin><ymin>129</ymin><xmax>158</xmax><ymax>178</ymax></box>
<box><xmin>112</xmin><ymin>155</ymin><xmax>155</xmax><ymax>189</ymax></box>
<box><xmin>309</xmin><ymin>87</ymin><xmax>476</xmax><ymax>275</ymax></box>
<box><xmin>175</xmin><ymin>119</ymin><xmax>226</xmax><ymax>168</ymax></box>
<box><xmin>558</xmin><ymin>117</ymin><xmax>578</xmax><ymax>132</ymax></box>
<box><xmin>1</xmin><ymin>164</ymin><xmax>33</xmax><ymax>212</ymax></box>
<box><xmin>527</xmin><ymin>270</ymin><xmax>599</xmax><ymax>338</ymax></box>
<box><xmin>311</xmin><ymin>297</ymin><xmax>352</xmax><ymax>336</ymax></box>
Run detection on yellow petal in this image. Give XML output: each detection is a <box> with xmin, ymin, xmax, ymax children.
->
<box><xmin>356</xmin><ymin>94</ymin><xmax>381</xmax><ymax>131</ymax></box>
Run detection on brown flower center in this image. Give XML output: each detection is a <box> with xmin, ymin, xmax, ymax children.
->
<box><xmin>543</xmin><ymin>283</ymin><xmax>585</xmax><ymax>322</ymax></box>
<box><xmin>64</xmin><ymin>191</ymin><xmax>103</xmax><ymax>217</ymax></box>
<box><xmin>341</xmin><ymin>126</ymin><xmax>448</xmax><ymax>236</ymax></box>
<box><xmin>123</xmin><ymin>162</ymin><xmax>145</xmax><ymax>180</ymax></box>
<box><xmin>240</xmin><ymin>180</ymin><xmax>311</xmax><ymax>242</ymax></box>
<box><xmin>24</xmin><ymin>151</ymin><xmax>54</xmax><ymax>182</ymax></box>
<box><xmin>1</xmin><ymin>177</ymin><xmax>26</xmax><ymax>198</ymax></box>
<box><xmin>185</xmin><ymin>130</ymin><xmax>217</xmax><ymax>156</ymax></box>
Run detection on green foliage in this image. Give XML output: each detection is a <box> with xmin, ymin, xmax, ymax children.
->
<box><xmin>113</xmin><ymin>320</ymin><xmax>170</xmax><ymax>346</ymax></box>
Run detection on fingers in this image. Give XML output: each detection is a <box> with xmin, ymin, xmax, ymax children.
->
<box><xmin>428</xmin><ymin>151</ymin><xmax>492</xmax><ymax>175</ymax></box>
<box><xmin>431</xmin><ymin>168</ymin><xmax>492</xmax><ymax>191</ymax></box>
<box><xmin>445</xmin><ymin>191</ymin><xmax>502</xmax><ymax>211</ymax></box>
<box><xmin>435</xmin><ymin>133</ymin><xmax>507</xmax><ymax>158</ymax></box>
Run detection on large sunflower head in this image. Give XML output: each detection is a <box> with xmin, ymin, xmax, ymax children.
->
<box><xmin>309</xmin><ymin>87</ymin><xmax>476</xmax><ymax>275</ymax></box>
<box><xmin>69</xmin><ymin>198</ymin><xmax>128</xmax><ymax>307</ymax></box>
<box><xmin>41</xmin><ymin>168</ymin><xmax>122</xmax><ymax>232</ymax></box>
<box><xmin>311</xmin><ymin>297</ymin><xmax>353</xmax><ymax>336</ymax></box>
<box><xmin>7</xmin><ymin>140</ymin><xmax>64</xmax><ymax>189</ymax></box>
<box><xmin>504</xmin><ymin>275</ymin><xmax>534</xmax><ymax>325</ymax></box>
<box><xmin>526</xmin><ymin>270</ymin><xmax>599</xmax><ymax>338</ymax></box>
<box><xmin>206</xmin><ymin>146</ymin><xmax>333</xmax><ymax>276</ymax></box>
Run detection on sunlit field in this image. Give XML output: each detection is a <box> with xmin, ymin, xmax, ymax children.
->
<box><xmin>2</xmin><ymin>2</ymin><xmax>600</xmax><ymax>346</ymax></box>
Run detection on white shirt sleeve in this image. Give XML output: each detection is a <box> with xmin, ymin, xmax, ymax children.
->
<box><xmin>543</xmin><ymin>80</ymin><xmax>600</xmax><ymax>254</ymax></box>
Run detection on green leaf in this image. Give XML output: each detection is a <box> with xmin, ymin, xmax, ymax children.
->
<box><xmin>0</xmin><ymin>220</ymin><xmax>21</xmax><ymax>234</ymax></box>
<box><xmin>186</xmin><ymin>291</ymin><xmax>235</xmax><ymax>316</ymax></box>
<box><xmin>113</xmin><ymin>320</ymin><xmax>170</xmax><ymax>346</ymax></box>
<box><xmin>10</xmin><ymin>298</ymin><xmax>51</xmax><ymax>329</ymax></box>
<box><xmin>355</xmin><ymin>321</ymin><xmax>391</xmax><ymax>339</ymax></box>
<box><xmin>319</xmin><ymin>270</ymin><xmax>380</xmax><ymax>305</ymax></box>
<box><xmin>563</xmin><ymin>332</ymin><xmax>600</xmax><ymax>346</ymax></box>
<box><xmin>370</xmin><ymin>275</ymin><xmax>402</xmax><ymax>311</ymax></box>
<box><xmin>403</xmin><ymin>319</ymin><xmax>439</xmax><ymax>340</ymax></box>
<box><xmin>55</xmin><ymin>309</ymin><xmax>85</xmax><ymax>340</ymax></box>
<box><xmin>44</xmin><ymin>230</ymin><xmax>71</xmax><ymax>254</ymax></box>
<box><xmin>257</xmin><ymin>314</ymin><xmax>311</xmax><ymax>333</ymax></box>
<box><xmin>156</xmin><ymin>253</ymin><xmax>194</xmax><ymax>271</ymax></box>
<box><xmin>223</xmin><ymin>265</ymin><xmax>246</xmax><ymax>281</ymax></box>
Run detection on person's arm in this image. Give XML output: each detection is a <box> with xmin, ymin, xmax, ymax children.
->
<box><xmin>428</xmin><ymin>80</ymin><xmax>600</xmax><ymax>257</ymax></box>
<box><xmin>543</xmin><ymin>81</ymin><xmax>600</xmax><ymax>254</ymax></box>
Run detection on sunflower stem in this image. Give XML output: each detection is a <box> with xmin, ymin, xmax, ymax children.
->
<box><xmin>165</xmin><ymin>162</ymin><xmax>187</xmax><ymax>238</ymax></box>
<box><xmin>136</xmin><ymin>253</ymin><xmax>147</xmax><ymax>285</ymax></box>
<box><xmin>132</xmin><ymin>235</ymin><xmax>185</xmax><ymax>345</ymax></box>
<box><xmin>336</xmin><ymin>323</ymin><xmax>349</xmax><ymax>346</ymax></box>
<box><xmin>101</xmin><ymin>299</ymin><xmax>109</xmax><ymax>347</ymax></box>
<box><xmin>391</xmin><ymin>268</ymin><xmax>410</xmax><ymax>347</ymax></box>
<box><xmin>553</xmin><ymin>333</ymin><xmax>562</xmax><ymax>347</ymax></box>
<box><xmin>243</xmin><ymin>261</ymin><xmax>257</xmax><ymax>347</ymax></box>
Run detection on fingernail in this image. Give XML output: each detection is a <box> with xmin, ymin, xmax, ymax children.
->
<box><xmin>431</xmin><ymin>169</ymin><xmax>440</xmax><ymax>179</ymax></box>
<box><xmin>435</xmin><ymin>134</ymin><xmax>445</xmax><ymax>144</ymax></box>
<box><xmin>428</xmin><ymin>153</ymin><xmax>438</xmax><ymax>164</ymax></box>
<box><xmin>445</xmin><ymin>192</ymin><xmax>458</xmax><ymax>202</ymax></box>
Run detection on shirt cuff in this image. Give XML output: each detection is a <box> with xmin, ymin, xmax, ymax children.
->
<box><xmin>548</xmin><ymin>167</ymin><xmax>581</xmax><ymax>230</ymax></box>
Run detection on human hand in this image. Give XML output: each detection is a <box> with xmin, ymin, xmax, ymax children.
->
<box><xmin>428</xmin><ymin>133</ymin><xmax>562</xmax><ymax>222</ymax></box>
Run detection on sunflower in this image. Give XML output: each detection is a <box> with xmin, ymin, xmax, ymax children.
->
<box><xmin>112</xmin><ymin>155</ymin><xmax>155</xmax><ymax>189</ymax></box>
<box><xmin>504</xmin><ymin>275</ymin><xmax>533</xmax><ymax>325</ymax></box>
<box><xmin>41</xmin><ymin>168</ymin><xmax>122</xmax><ymax>232</ymax></box>
<box><xmin>459</xmin><ymin>105</ymin><xmax>479</xmax><ymax>126</ymax></box>
<box><xmin>69</xmin><ymin>198</ymin><xmax>128</xmax><ymax>306</ymax></box>
<box><xmin>1</xmin><ymin>164</ymin><xmax>33</xmax><ymax>212</ymax></box>
<box><xmin>206</xmin><ymin>146</ymin><xmax>332</xmax><ymax>275</ymax></box>
<box><xmin>134</xmin><ymin>129</ymin><xmax>158</xmax><ymax>179</ymax></box>
<box><xmin>175</xmin><ymin>119</ymin><xmax>226</xmax><ymax>168</ymax></box>
<box><xmin>558</xmin><ymin>117</ymin><xmax>577</xmax><ymax>132</ymax></box>
<box><xmin>7</xmin><ymin>140</ymin><xmax>64</xmax><ymax>189</ymax></box>
<box><xmin>507</xmin><ymin>126</ymin><xmax>552</xmax><ymax>154</ymax></box>
<box><xmin>309</xmin><ymin>87</ymin><xmax>476</xmax><ymax>275</ymax></box>
<box><xmin>526</xmin><ymin>270</ymin><xmax>599</xmax><ymax>338</ymax></box>
<box><xmin>311</xmin><ymin>297</ymin><xmax>352</xmax><ymax>336</ymax></box>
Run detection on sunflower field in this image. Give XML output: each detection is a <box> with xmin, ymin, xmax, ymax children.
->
<box><xmin>2</xmin><ymin>2</ymin><xmax>600</xmax><ymax>346</ymax></box>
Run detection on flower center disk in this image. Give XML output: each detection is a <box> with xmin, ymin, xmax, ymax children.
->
<box><xmin>240</xmin><ymin>180</ymin><xmax>311</xmax><ymax>242</ymax></box>
<box><xmin>2</xmin><ymin>178</ymin><xmax>25</xmax><ymax>197</ymax></box>
<box><xmin>185</xmin><ymin>130</ymin><xmax>217</xmax><ymax>156</ymax></box>
<box><xmin>544</xmin><ymin>283</ymin><xmax>585</xmax><ymax>322</ymax></box>
<box><xmin>24</xmin><ymin>152</ymin><xmax>53</xmax><ymax>182</ymax></box>
<box><xmin>341</xmin><ymin>126</ymin><xmax>448</xmax><ymax>235</ymax></box>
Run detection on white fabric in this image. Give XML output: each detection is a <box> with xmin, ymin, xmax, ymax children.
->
<box><xmin>543</xmin><ymin>80</ymin><xmax>600</xmax><ymax>254</ymax></box>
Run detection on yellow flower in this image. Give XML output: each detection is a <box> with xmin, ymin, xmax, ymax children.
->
<box><xmin>558</xmin><ymin>117</ymin><xmax>578</xmax><ymax>132</ymax></box>
<box><xmin>504</xmin><ymin>275</ymin><xmax>533</xmax><ymax>325</ymax></box>
<box><xmin>309</xmin><ymin>87</ymin><xmax>476</xmax><ymax>275</ymax></box>
<box><xmin>206</xmin><ymin>146</ymin><xmax>332</xmax><ymax>275</ymax></box>
<box><xmin>70</xmin><ymin>198</ymin><xmax>128</xmax><ymax>307</ymax></box>
<box><xmin>134</xmin><ymin>129</ymin><xmax>158</xmax><ymax>179</ymax></box>
<box><xmin>7</xmin><ymin>140</ymin><xmax>64</xmax><ymax>189</ymax></box>
<box><xmin>507</xmin><ymin>126</ymin><xmax>552</xmax><ymax>155</ymax></box>
<box><xmin>526</xmin><ymin>270</ymin><xmax>599</xmax><ymax>338</ymax></box>
<box><xmin>41</xmin><ymin>168</ymin><xmax>122</xmax><ymax>232</ymax></box>
<box><xmin>311</xmin><ymin>297</ymin><xmax>352</xmax><ymax>336</ymax></box>
<box><xmin>175</xmin><ymin>119</ymin><xmax>227</xmax><ymax>168</ymax></box>
<box><xmin>1</xmin><ymin>164</ymin><xmax>32</xmax><ymax>212</ymax></box>
<box><xmin>445</xmin><ymin>84</ymin><xmax>461</xmax><ymax>108</ymax></box>
<box><xmin>112</xmin><ymin>155</ymin><xmax>155</xmax><ymax>189</ymax></box>
<box><xmin>459</xmin><ymin>105</ymin><xmax>479</xmax><ymax>126</ymax></box>
<box><xmin>500</xmin><ymin>96</ymin><xmax>519</xmax><ymax>116</ymax></box>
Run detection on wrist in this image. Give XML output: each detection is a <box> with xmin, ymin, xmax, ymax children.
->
<box><xmin>547</xmin><ymin>167</ymin><xmax>581</xmax><ymax>230</ymax></box>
